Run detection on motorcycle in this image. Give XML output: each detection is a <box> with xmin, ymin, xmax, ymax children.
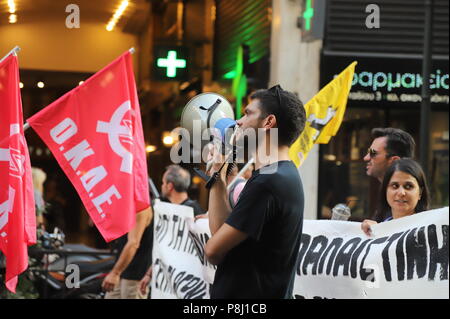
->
<box><xmin>27</xmin><ymin>228</ymin><xmax>117</xmax><ymax>299</ymax></box>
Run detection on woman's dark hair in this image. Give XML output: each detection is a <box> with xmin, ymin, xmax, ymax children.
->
<box><xmin>377</xmin><ymin>158</ymin><xmax>430</xmax><ymax>221</ymax></box>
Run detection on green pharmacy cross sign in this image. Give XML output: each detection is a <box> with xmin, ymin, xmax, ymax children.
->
<box><xmin>154</xmin><ymin>47</ymin><xmax>189</xmax><ymax>81</ymax></box>
<box><xmin>157</xmin><ymin>51</ymin><xmax>186</xmax><ymax>78</ymax></box>
<box><xmin>303</xmin><ymin>0</ymin><xmax>314</xmax><ymax>31</ymax></box>
<box><xmin>300</xmin><ymin>0</ymin><xmax>326</xmax><ymax>42</ymax></box>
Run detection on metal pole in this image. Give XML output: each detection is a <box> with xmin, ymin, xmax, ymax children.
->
<box><xmin>0</xmin><ymin>46</ymin><xmax>20</xmax><ymax>64</ymax></box>
<box><xmin>420</xmin><ymin>0</ymin><xmax>433</xmax><ymax>177</ymax></box>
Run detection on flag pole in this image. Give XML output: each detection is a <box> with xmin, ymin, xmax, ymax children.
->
<box><xmin>22</xmin><ymin>48</ymin><xmax>136</xmax><ymax>132</ymax></box>
<box><xmin>0</xmin><ymin>46</ymin><xmax>20</xmax><ymax>64</ymax></box>
<box><xmin>0</xmin><ymin>47</ymin><xmax>27</xmax><ymax>135</ymax></box>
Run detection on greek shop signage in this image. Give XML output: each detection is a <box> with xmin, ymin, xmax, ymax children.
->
<box><xmin>321</xmin><ymin>55</ymin><xmax>449</xmax><ymax>105</ymax></box>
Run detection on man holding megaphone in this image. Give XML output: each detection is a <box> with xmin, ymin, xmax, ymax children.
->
<box><xmin>204</xmin><ymin>85</ymin><xmax>306</xmax><ymax>299</ymax></box>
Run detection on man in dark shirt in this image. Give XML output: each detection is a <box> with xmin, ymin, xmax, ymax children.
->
<box><xmin>138</xmin><ymin>165</ymin><xmax>205</xmax><ymax>295</ymax></box>
<box><xmin>102</xmin><ymin>206</ymin><xmax>152</xmax><ymax>299</ymax></box>
<box><xmin>161</xmin><ymin>164</ymin><xmax>205</xmax><ymax>216</ymax></box>
<box><xmin>205</xmin><ymin>85</ymin><xmax>306</xmax><ymax>299</ymax></box>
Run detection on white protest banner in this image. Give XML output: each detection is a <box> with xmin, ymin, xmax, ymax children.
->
<box><xmin>187</xmin><ymin>217</ymin><xmax>217</xmax><ymax>285</ymax></box>
<box><xmin>151</xmin><ymin>200</ymin><xmax>212</xmax><ymax>299</ymax></box>
<box><xmin>295</xmin><ymin>207</ymin><xmax>449</xmax><ymax>299</ymax></box>
<box><xmin>152</xmin><ymin>205</ymin><xmax>448</xmax><ymax>299</ymax></box>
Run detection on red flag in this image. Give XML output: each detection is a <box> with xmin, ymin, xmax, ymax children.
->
<box><xmin>27</xmin><ymin>51</ymin><xmax>150</xmax><ymax>242</ymax></box>
<box><xmin>0</xmin><ymin>53</ymin><xmax>36</xmax><ymax>293</ymax></box>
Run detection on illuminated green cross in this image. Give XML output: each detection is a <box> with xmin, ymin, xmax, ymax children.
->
<box><xmin>157</xmin><ymin>50</ymin><xmax>186</xmax><ymax>78</ymax></box>
<box><xmin>303</xmin><ymin>0</ymin><xmax>314</xmax><ymax>31</ymax></box>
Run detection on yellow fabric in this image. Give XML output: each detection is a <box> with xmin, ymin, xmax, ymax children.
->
<box><xmin>289</xmin><ymin>61</ymin><xmax>357</xmax><ymax>167</ymax></box>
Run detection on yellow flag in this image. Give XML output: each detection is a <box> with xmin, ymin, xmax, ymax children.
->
<box><xmin>289</xmin><ymin>61</ymin><xmax>357</xmax><ymax>167</ymax></box>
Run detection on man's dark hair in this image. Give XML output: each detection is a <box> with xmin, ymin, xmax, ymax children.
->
<box><xmin>372</xmin><ymin>128</ymin><xmax>415</xmax><ymax>158</ymax></box>
<box><xmin>250</xmin><ymin>85</ymin><xmax>306</xmax><ymax>147</ymax></box>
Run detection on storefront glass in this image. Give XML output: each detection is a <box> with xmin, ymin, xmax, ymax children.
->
<box><xmin>319</xmin><ymin>55</ymin><xmax>449</xmax><ymax>221</ymax></box>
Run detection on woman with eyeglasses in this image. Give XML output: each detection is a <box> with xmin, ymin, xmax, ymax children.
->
<box><xmin>361</xmin><ymin>158</ymin><xmax>430</xmax><ymax>236</ymax></box>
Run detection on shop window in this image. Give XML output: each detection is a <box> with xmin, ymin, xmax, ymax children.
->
<box><xmin>319</xmin><ymin>107</ymin><xmax>449</xmax><ymax>221</ymax></box>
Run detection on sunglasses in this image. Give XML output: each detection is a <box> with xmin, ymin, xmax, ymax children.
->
<box><xmin>268</xmin><ymin>84</ymin><xmax>282</xmax><ymax>107</ymax></box>
<box><xmin>367</xmin><ymin>148</ymin><xmax>378</xmax><ymax>159</ymax></box>
<box><xmin>367</xmin><ymin>148</ymin><xmax>392</xmax><ymax>159</ymax></box>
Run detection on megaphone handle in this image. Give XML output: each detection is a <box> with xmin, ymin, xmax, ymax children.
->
<box><xmin>206</xmin><ymin>162</ymin><xmax>236</xmax><ymax>189</ymax></box>
<box><xmin>205</xmin><ymin>162</ymin><xmax>227</xmax><ymax>189</ymax></box>
<box><xmin>205</xmin><ymin>151</ymin><xmax>233</xmax><ymax>189</ymax></box>
<box><xmin>226</xmin><ymin>162</ymin><xmax>236</xmax><ymax>178</ymax></box>
<box><xmin>205</xmin><ymin>172</ymin><xmax>220</xmax><ymax>189</ymax></box>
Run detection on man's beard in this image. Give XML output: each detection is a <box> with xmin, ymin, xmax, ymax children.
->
<box><xmin>233</xmin><ymin>127</ymin><xmax>266</xmax><ymax>164</ymax></box>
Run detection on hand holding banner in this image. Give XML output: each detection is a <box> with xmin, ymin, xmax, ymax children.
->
<box><xmin>151</xmin><ymin>206</ymin><xmax>449</xmax><ymax>299</ymax></box>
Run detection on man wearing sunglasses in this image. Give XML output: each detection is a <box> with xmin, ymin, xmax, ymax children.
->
<box><xmin>204</xmin><ymin>85</ymin><xmax>306</xmax><ymax>299</ymax></box>
<box><xmin>364</xmin><ymin>127</ymin><xmax>415</xmax><ymax>183</ymax></box>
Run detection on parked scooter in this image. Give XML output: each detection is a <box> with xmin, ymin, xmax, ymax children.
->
<box><xmin>28</xmin><ymin>228</ymin><xmax>116</xmax><ymax>299</ymax></box>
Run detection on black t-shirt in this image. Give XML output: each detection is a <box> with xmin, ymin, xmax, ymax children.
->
<box><xmin>180</xmin><ymin>198</ymin><xmax>205</xmax><ymax>217</ymax></box>
<box><xmin>114</xmin><ymin>198</ymin><xmax>204</xmax><ymax>280</ymax></box>
<box><xmin>210</xmin><ymin>161</ymin><xmax>304</xmax><ymax>299</ymax></box>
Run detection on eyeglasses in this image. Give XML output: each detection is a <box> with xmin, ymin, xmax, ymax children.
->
<box><xmin>367</xmin><ymin>148</ymin><xmax>392</xmax><ymax>159</ymax></box>
<box><xmin>367</xmin><ymin>148</ymin><xmax>379</xmax><ymax>159</ymax></box>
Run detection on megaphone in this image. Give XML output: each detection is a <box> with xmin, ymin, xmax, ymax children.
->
<box><xmin>180</xmin><ymin>92</ymin><xmax>236</xmax><ymax>150</ymax></box>
<box><xmin>179</xmin><ymin>92</ymin><xmax>237</xmax><ymax>188</ymax></box>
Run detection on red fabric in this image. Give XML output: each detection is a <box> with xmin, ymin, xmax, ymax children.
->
<box><xmin>27</xmin><ymin>51</ymin><xmax>150</xmax><ymax>242</ymax></box>
<box><xmin>0</xmin><ymin>54</ymin><xmax>36</xmax><ymax>293</ymax></box>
